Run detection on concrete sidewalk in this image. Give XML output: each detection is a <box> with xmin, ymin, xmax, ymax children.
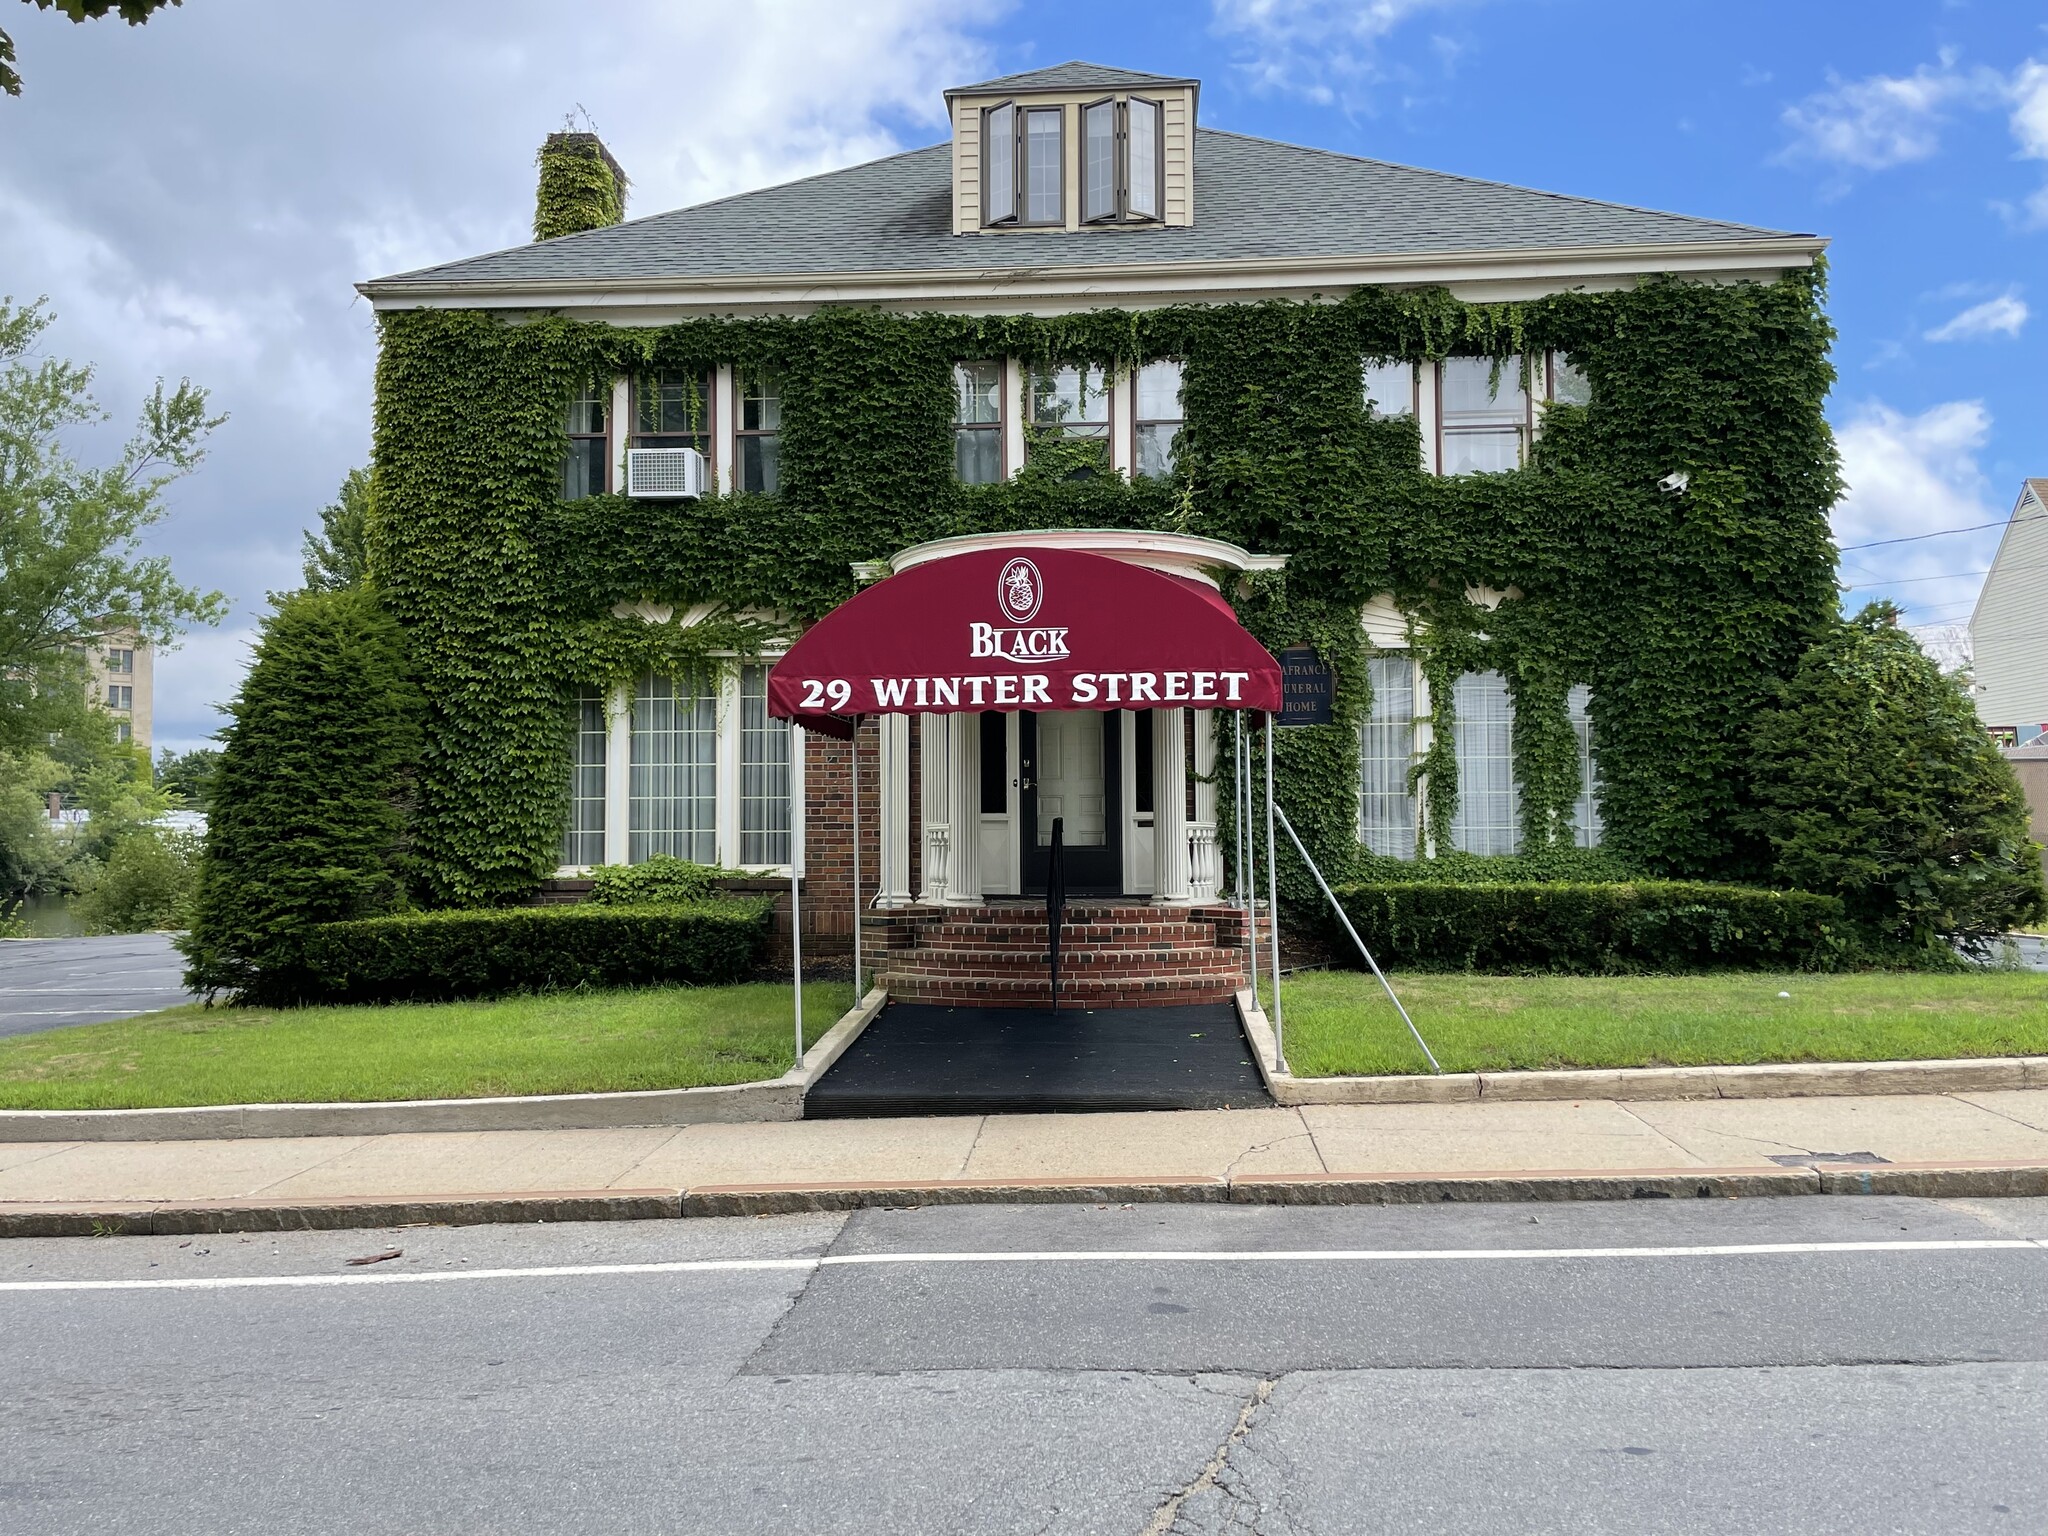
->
<box><xmin>6</xmin><ymin>1087</ymin><xmax>2048</xmax><ymax>1233</ymax></box>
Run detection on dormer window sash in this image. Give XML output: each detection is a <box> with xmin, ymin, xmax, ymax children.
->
<box><xmin>1080</xmin><ymin>94</ymin><xmax>1164</xmax><ymax>226</ymax></box>
<box><xmin>982</xmin><ymin>100</ymin><xmax>1017</xmax><ymax>226</ymax></box>
<box><xmin>1020</xmin><ymin>105</ymin><xmax>1064</xmax><ymax>226</ymax></box>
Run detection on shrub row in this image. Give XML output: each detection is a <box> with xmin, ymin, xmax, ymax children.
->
<box><xmin>290</xmin><ymin>899</ymin><xmax>773</xmax><ymax>1003</ymax></box>
<box><xmin>1323</xmin><ymin>882</ymin><xmax>1845</xmax><ymax>974</ymax></box>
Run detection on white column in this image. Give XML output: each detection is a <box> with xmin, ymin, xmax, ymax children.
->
<box><xmin>1153</xmin><ymin>707</ymin><xmax>1192</xmax><ymax>904</ymax></box>
<box><xmin>947</xmin><ymin>710</ymin><xmax>983</xmax><ymax>904</ymax></box>
<box><xmin>876</xmin><ymin>713</ymin><xmax>912</xmax><ymax>907</ymax></box>
<box><xmin>715</xmin><ymin>362</ymin><xmax>737</xmax><ymax>494</ymax></box>
<box><xmin>1189</xmin><ymin>708</ymin><xmax>1220</xmax><ymax>903</ymax></box>
<box><xmin>713</xmin><ymin>669</ymin><xmax>739</xmax><ymax>868</ymax></box>
<box><xmin>1004</xmin><ymin>358</ymin><xmax>1027</xmax><ymax>480</ymax></box>
<box><xmin>918</xmin><ymin>712</ymin><xmax>952</xmax><ymax>905</ymax></box>
<box><xmin>603</xmin><ymin>682</ymin><xmax>631</xmax><ymax>867</ymax></box>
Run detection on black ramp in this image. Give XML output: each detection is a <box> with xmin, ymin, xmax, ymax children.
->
<box><xmin>805</xmin><ymin>1002</ymin><xmax>1271</xmax><ymax>1118</ymax></box>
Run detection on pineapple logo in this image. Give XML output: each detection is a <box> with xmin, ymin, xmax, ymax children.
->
<box><xmin>998</xmin><ymin>557</ymin><xmax>1042</xmax><ymax>623</ymax></box>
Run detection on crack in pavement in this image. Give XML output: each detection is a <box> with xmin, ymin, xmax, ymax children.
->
<box><xmin>1221</xmin><ymin>1128</ymin><xmax>1321</xmax><ymax>1181</ymax></box>
<box><xmin>1141</xmin><ymin>1373</ymin><xmax>1281</xmax><ymax>1535</ymax></box>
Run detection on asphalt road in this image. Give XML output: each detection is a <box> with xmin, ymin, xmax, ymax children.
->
<box><xmin>0</xmin><ymin>933</ymin><xmax>197</xmax><ymax>1038</ymax></box>
<box><xmin>4</xmin><ymin>1195</ymin><xmax>2045</xmax><ymax>1533</ymax></box>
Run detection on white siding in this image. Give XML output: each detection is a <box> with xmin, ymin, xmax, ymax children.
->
<box><xmin>1970</xmin><ymin>484</ymin><xmax>2048</xmax><ymax>735</ymax></box>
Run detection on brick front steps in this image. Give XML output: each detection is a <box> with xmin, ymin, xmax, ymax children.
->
<box><xmin>871</xmin><ymin>902</ymin><xmax>1255</xmax><ymax>1008</ymax></box>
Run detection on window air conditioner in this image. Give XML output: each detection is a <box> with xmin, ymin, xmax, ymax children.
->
<box><xmin>626</xmin><ymin>446</ymin><xmax>706</xmax><ymax>500</ymax></box>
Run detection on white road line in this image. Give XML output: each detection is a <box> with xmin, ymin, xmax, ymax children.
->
<box><xmin>1</xmin><ymin>1239</ymin><xmax>2042</xmax><ymax>1293</ymax></box>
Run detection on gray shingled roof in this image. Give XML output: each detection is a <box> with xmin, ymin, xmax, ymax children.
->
<box><xmin>943</xmin><ymin>60</ymin><xmax>1197</xmax><ymax>96</ymax></box>
<box><xmin>364</xmin><ymin>128</ymin><xmax>1804</xmax><ymax>292</ymax></box>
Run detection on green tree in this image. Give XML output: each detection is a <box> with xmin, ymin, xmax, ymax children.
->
<box><xmin>0</xmin><ymin>297</ymin><xmax>226</xmax><ymax>753</ymax></box>
<box><xmin>0</xmin><ymin>747</ymin><xmax>68</xmax><ymax>913</ymax></box>
<box><xmin>155</xmin><ymin>745</ymin><xmax>220</xmax><ymax>810</ymax></box>
<box><xmin>182</xmin><ymin>587</ymin><xmax>422</xmax><ymax>1001</ymax></box>
<box><xmin>1745</xmin><ymin>603</ymin><xmax>2047</xmax><ymax>954</ymax></box>
<box><xmin>299</xmin><ymin>466</ymin><xmax>371</xmax><ymax>592</ymax></box>
<box><xmin>72</xmin><ymin>825</ymin><xmax>197</xmax><ymax>933</ymax></box>
<box><xmin>2</xmin><ymin>1</ymin><xmax>180</xmax><ymax>97</ymax></box>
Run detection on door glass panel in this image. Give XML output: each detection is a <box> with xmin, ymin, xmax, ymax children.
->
<box><xmin>1034</xmin><ymin>711</ymin><xmax>1106</xmax><ymax>847</ymax></box>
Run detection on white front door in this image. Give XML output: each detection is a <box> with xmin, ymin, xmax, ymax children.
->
<box><xmin>1035</xmin><ymin>710</ymin><xmax>1107</xmax><ymax>848</ymax></box>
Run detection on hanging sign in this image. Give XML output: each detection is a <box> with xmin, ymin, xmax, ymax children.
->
<box><xmin>1277</xmin><ymin>646</ymin><xmax>1334</xmax><ymax>726</ymax></box>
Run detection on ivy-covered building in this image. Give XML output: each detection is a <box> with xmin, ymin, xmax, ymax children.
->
<box><xmin>356</xmin><ymin>60</ymin><xmax>1839</xmax><ymax>959</ymax></box>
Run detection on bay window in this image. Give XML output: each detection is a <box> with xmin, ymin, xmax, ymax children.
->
<box><xmin>1439</xmin><ymin>356</ymin><xmax>1529</xmax><ymax>476</ymax></box>
<box><xmin>1134</xmin><ymin>359</ymin><xmax>1183</xmax><ymax>479</ymax></box>
<box><xmin>562</xmin><ymin>382</ymin><xmax>608</xmax><ymax>499</ymax></box>
<box><xmin>952</xmin><ymin>360</ymin><xmax>1004</xmax><ymax>483</ymax></box>
<box><xmin>737</xmin><ymin>366</ymin><xmax>780</xmax><ymax>494</ymax></box>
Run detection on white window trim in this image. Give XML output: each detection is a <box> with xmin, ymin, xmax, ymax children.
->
<box><xmin>556</xmin><ymin>656</ymin><xmax>801</xmax><ymax>878</ymax></box>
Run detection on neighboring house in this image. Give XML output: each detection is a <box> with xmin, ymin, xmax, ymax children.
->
<box><xmin>1971</xmin><ymin>479</ymin><xmax>2048</xmax><ymax>747</ymax></box>
<box><xmin>85</xmin><ymin>629</ymin><xmax>153</xmax><ymax>754</ymax></box>
<box><xmin>356</xmin><ymin>59</ymin><xmax>1833</xmax><ymax>948</ymax></box>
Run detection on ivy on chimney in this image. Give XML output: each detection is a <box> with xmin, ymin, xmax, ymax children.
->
<box><xmin>533</xmin><ymin>129</ymin><xmax>627</xmax><ymax>241</ymax></box>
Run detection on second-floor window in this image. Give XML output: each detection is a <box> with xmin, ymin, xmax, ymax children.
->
<box><xmin>1439</xmin><ymin>356</ymin><xmax>1529</xmax><ymax>476</ymax></box>
<box><xmin>1134</xmin><ymin>359</ymin><xmax>1183</xmax><ymax>479</ymax></box>
<box><xmin>1362</xmin><ymin>360</ymin><xmax>1415</xmax><ymax>418</ymax></box>
<box><xmin>106</xmin><ymin>684</ymin><xmax>133</xmax><ymax>711</ymax></box>
<box><xmin>982</xmin><ymin>101</ymin><xmax>1064</xmax><ymax>226</ymax></box>
<box><xmin>952</xmin><ymin>361</ymin><xmax>1004</xmax><ymax>484</ymax></box>
<box><xmin>562</xmin><ymin>383</ymin><xmax>608</xmax><ymax>500</ymax></box>
<box><xmin>634</xmin><ymin>370</ymin><xmax>711</xmax><ymax>461</ymax></box>
<box><xmin>104</xmin><ymin>647</ymin><xmax>134</xmax><ymax>675</ymax></box>
<box><xmin>737</xmin><ymin>367</ymin><xmax>781</xmax><ymax>495</ymax></box>
<box><xmin>1081</xmin><ymin>95</ymin><xmax>1164</xmax><ymax>224</ymax></box>
<box><xmin>1027</xmin><ymin>365</ymin><xmax>1109</xmax><ymax>474</ymax></box>
<box><xmin>1550</xmin><ymin>352</ymin><xmax>1593</xmax><ymax>406</ymax></box>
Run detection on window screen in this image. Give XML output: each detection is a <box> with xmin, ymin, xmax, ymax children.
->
<box><xmin>634</xmin><ymin>371</ymin><xmax>710</xmax><ymax>458</ymax></box>
<box><xmin>1082</xmin><ymin>100</ymin><xmax>1117</xmax><ymax>223</ymax></box>
<box><xmin>1126</xmin><ymin>96</ymin><xmax>1161</xmax><ymax>220</ymax></box>
<box><xmin>983</xmin><ymin>102</ymin><xmax>1016</xmax><ymax>224</ymax></box>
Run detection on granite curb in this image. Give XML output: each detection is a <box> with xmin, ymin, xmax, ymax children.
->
<box><xmin>10</xmin><ymin>1162</ymin><xmax>2048</xmax><ymax>1236</ymax></box>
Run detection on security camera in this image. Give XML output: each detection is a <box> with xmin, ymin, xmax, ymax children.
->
<box><xmin>1659</xmin><ymin>471</ymin><xmax>1690</xmax><ymax>494</ymax></box>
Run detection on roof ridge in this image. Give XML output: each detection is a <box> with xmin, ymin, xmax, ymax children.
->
<box><xmin>1197</xmin><ymin>126</ymin><xmax>1796</xmax><ymax>238</ymax></box>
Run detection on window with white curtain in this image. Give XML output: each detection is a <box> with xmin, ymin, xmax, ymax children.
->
<box><xmin>1134</xmin><ymin>359</ymin><xmax>1183</xmax><ymax>479</ymax></box>
<box><xmin>630</xmin><ymin>674</ymin><xmax>717</xmax><ymax>863</ymax></box>
<box><xmin>1359</xmin><ymin>653</ymin><xmax>1418</xmax><ymax>857</ymax></box>
<box><xmin>1568</xmin><ymin>682</ymin><xmax>1603</xmax><ymax>848</ymax></box>
<box><xmin>1439</xmin><ymin>356</ymin><xmax>1529</xmax><ymax>476</ymax></box>
<box><xmin>1451</xmin><ymin>670</ymin><xmax>1521</xmax><ymax>855</ymax></box>
<box><xmin>561</xmin><ymin>688</ymin><xmax>607</xmax><ymax>868</ymax></box>
<box><xmin>740</xmin><ymin>664</ymin><xmax>792</xmax><ymax>866</ymax></box>
<box><xmin>1362</xmin><ymin>359</ymin><xmax>1414</xmax><ymax>418</ymax></box>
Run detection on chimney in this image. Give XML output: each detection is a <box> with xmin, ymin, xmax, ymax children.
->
<box><xmin>533</xmin><ymin>130</ymin><xmax>628</xmax><ymax>242</ymax></box>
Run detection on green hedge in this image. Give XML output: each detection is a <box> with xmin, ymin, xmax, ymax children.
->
<box><xmin>293</xmin><ymin>899</ymin><xmax>772</xmax><ymax>1002</ymax></box>
<box><xmin>1324</xmin><ymin>881</ymin><xmax>1845</xmax><ymax>974</ymax></box>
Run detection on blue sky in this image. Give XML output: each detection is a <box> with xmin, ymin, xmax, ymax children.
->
<box><xmin>3</xmin><ymin>0</ymin><xmax>2042</xmax><ymax>750</ymax></box>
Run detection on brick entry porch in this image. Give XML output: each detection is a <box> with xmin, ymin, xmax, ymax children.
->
<box><xmin>866</xmin><ymin>901</ymin><xmax>1259</xmax><ymax>1009</ymax></box>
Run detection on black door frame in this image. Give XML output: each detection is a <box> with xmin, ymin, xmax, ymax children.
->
<box><xmin>1019</xmin><ymin>709</ymin><xmax>1123</xmax><ymax>895</ymax></box>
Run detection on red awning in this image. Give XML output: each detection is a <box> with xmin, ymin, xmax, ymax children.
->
<box><xmin>769</xmin><ymin>546</ymin><xmax>1282</xmax><ymax>737</ymax></box>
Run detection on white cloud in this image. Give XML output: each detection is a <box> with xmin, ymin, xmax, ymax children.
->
<box><xmin>1777</xmin><ymin>50</ymin><xmax>2005</xmax><ymax>170</ymax></box>
<box><xmin>1778</xmin><ymin>51</ymin><xmax>2048</xmax><ymax>216</ymax></box>
<box><xmin>1924</xmin><ymin>288</ymin><xmax>2029</xmax><ymax>341</ymax></box>
<box><xmin>1210</xmin><ymin>0</ymin><xmax>1475</xmax><ymax>107</ymax></box>
<box><xmin>0</xmin><ymin>0</ymin><xmax>1004</xmax><ymax>749</ymax></box>
<box><xmin>1831</xmin><ymin>399</ymin><xmax>2003</xmax><ymax>625</ymax></box>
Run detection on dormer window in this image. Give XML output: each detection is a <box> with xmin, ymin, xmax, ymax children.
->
<box><xmin>1082</xmin><ymin>96</ymin><xmax>1162</xmax><ymax>224</ymax></box>
<box><xmin>982</xmin><ymin>101</ymin><xmax>1065</xmax><ymax>227</ymax></box>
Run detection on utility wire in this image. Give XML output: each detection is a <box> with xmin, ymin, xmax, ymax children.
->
<box><xmin>1841</xmin><ymin>568</ymin><xmax>1990</xmax><ymax>589</ymax></box>
<box><xmin>1838</xmin><ymin>510</ymin><xmax>2045</xmax><ymax>552</ymax></box>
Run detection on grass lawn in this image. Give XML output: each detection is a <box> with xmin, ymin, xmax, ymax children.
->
<box><xmin>0</xmin><ymin>982</ymin><xmax>857</xmax><ymax>1111</ymax></box>
<box><xmin>1265</xmin><ymin>970</ymin><xmax>2048</xmax><ymax>1078</ymax></box>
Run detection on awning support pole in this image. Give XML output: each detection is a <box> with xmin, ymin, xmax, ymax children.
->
<box><xmin>1272</xmin><ymin>800</ymin><xmax>1441</xmax><ymax>1076</ymax></box>
<box><xmin>851</xmin><ymin>716</ymin><xmax>863</xmax><ymax>1003</ymax></box>
<box><xmin>1264</xmin><ymin>712</ymin><xmax>1286</xmax><ymax>1073</ymax></box>
<box><xmin>792</xmin><ymin>728</ymin><xmax>805</xmax><ymax>1065</ymax></box>
<box><xmin>1238</xmin><ymin>718</ymin><xmax>1257</xmax><ymax>1008</ymax></box>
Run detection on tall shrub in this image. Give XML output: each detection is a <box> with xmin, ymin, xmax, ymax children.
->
<box><xmin>182</xmin><ymin>587</ymin><xmax>422</xmax><ymax>999</ymax></box>
<box><xmin>1744</xmin><ymin>604</ymin><xmax>2046</xmax><ymax>953</ymax></box>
